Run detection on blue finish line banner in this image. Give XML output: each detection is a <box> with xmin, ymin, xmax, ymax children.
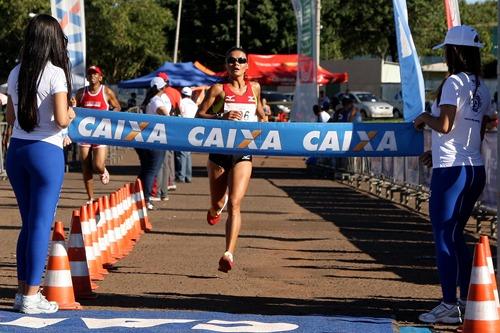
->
<box><xmin>69</xmin><ymin>108</ymin><xmax>424</xmax><ymax>157</ymax></box>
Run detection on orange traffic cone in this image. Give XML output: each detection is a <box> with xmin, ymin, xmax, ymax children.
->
<box><xmin>87</xmin><ymin>203</ymin><xmax>108</xmax><ymax>277</ymax></box>
<box><xmin>135</xmin><ymin>178</ymin><xmax>152</xmax><ymax>232</ymax></box>
<box><xmin>480</xmin><ymin>235</ymin><xmax>500</xmax><ymax>313</ymax></box>
<box><xmin>110</xmin><ymin>191</ymin><xmax>130</xmax><ymax>257</ymax></box>
<box><xmin>103</xmin><ymin>195</ymin><xmax>122</xmax><ymax>260</ymax></box>
<box><xmin>80</xmin><ymin>205</ymin><xmax>105</xmax><ymax>282</ymax></box>
<box><xmin>463</xmin><ymin>242</ymin><xmax>500</xmax><ymax>332</ymax></box>
<box><xmin>67</xmin><ymin>210</ymin><xmax>98</xmax><ymax>298</ymax></box>
<box><xmin>42</xmin><ymin>221</ymin><xmax>82</xmax><ymax>310</ymax></box>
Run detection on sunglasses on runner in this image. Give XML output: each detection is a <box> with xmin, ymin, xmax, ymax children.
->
<box><xmin>226</xmin><ymin>57</ymin><xmax>247</xmax><ymax>65</ymax></box>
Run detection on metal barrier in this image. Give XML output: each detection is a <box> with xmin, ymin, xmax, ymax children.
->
<box><xmin>0</xmin><ymin>122</ymin><xmax>124</xmax><ymax>174</ymax></box>
<box><xmin>320</xmin><ymin>128</ymin><xmax>498</xmax><ymax>238</ymax></box>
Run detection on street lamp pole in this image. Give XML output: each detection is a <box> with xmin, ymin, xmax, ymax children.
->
<box><xmin>173</xmin><ymin>0</ymin><xmax>183</xmax><ymax>63</ymax></box>
<box><xmin>236</xmin><ymin>0</ymin><xmax>240</xmax><ymax>47</ymax></box>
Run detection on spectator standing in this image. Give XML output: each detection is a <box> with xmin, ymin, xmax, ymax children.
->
<box><xmin>262</xmin><ymin>98</ymin><xmax>272</xmax><ymax>121</ymax></box>
<box><xmin>127</xmin><ymin>92</ymin><xmax>137</xmax><ymax>109</ymax></box>
<box><xmin>155</xmin><ymin>72</ymin><xmax>178</xmax><ymax>195</ymax></box>
<box><xmin>330</xmin><ymin>96</ymin><xmax>360</xmax><ymax>122</ymax></box>
<box><xmin>75</xmin><ymin>65</ymin><xmax>121</xmax><ymax>203</ymax></box>
<box><xmin>319</xmin><ymin>90</ymin><xmax>330</xmax><ymax>111</ymax></box>
<box><xmin>414</xmin><ymin>25</ymin><xmax>492</xmax><ymax>324</ymax></box>
<box><xmin>135</xmin><ymin>77</ymin><xmax>171</xmax><ymax>209</ymax></box>
<box><xmin>175</xmin><ymin>87</ymin><xmax>197</xmax><ymax>183</ymax></box>
<box><xmin>6</xmin><ymin>14</ymin><xmax>75</xmax><ymax>314</ymax></box>
<box><xmin>313</xmin><ymin>104</ymin><xmax>330</xmax><ymax>122</ymax></box>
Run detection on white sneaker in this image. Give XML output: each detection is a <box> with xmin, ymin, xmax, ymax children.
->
<box><xmin>167</xmin><ymin>184</ymin><xmax>177</xmax><ymax>191</ymax></box>
<box><xmin>12</xmin><ymin>293</ymin><xmax>22</xmax><ymax>311</ymax></box>
<box><xmin>100</xmin><ymin>168</ymin><xmax>110</xmax><ymax>185</ymax></box>
<box><xmin>418</xmin><ymin>301</ymin><xmax>462</xmax><ymax>324</ymax></box>
<box><xmin>146</xmin><ymin>202</ymin><xmax>154</xmax><ymax>210</ymax></box>
<box><xmin>149</xmin><ymin>196</ymin><xmax>161</xmax><ymax>202</ymax></box>
<box><xmin>19</xmin><ymin>292</ymin><xmax>58</xmax><ymax>314</ymax></box>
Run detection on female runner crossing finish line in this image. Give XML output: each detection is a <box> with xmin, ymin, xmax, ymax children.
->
<box><xmin>196</xmin><ymin>46</ymin><xmax>266</xmax><ymax>273</ymax></box>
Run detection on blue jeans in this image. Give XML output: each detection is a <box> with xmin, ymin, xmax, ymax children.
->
<box><xmin>157</xmin><ymin>150</ymin><xmax>175</xmax><ymax>197</ymax></box>
<box><xmin>7</xmin><ymin>138</ymin><xmax>65</xmax><ymax>285</ymax></box>
<box><xmin>175</xmin><ymin>151</ymin><xmax>192</xmax><ymax>182</ymax></box>
<box><xmin>430</xmin><ymin>165</ymin><xmax>486</xmax><ymax>303</ymax></box>
<box><xmin>135</xmin><ymin>148</ymin><xmax>166</xmax><ymax>200</ymax></box>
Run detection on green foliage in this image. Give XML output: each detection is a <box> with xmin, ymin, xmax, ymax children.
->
<box><xmin>85</xmin><ymin>0</ymin><xmax>174</xmax><ymax>82</ymax></box>
<box><xmin>169</xmin><ymin>0</ymin><xmax>297</xmax><ymax>71</ymax></box>
<box><xmin>460</xmin><ymin>0</ymin><xmax>497</xmax><ymax>65</ymax></box>
<box><xmin>0</xmin><ymin>0</ymin><xmax>50</xmax><ymax>80</ymax></box>
<box><xmin>0</xmin><ymin>0</ymin><xmax>497</xmax><ymax>82</ymax></box>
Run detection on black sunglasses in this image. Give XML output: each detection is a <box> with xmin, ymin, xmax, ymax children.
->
<box><xmin>226</xmin><ymin>56</ymin><xmax>247</xmax><ymax>65</ymax></box>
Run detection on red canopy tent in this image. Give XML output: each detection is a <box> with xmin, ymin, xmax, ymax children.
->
<box><xmin>244</xmin><ymin>54</ymin><xmax>348</xmax><ymax>86</ymax></box>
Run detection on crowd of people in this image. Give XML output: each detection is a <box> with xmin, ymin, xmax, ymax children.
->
<box><xmin>2</xmin><ymin>14</ymin><xmax>497</xmax><ymax>331</ymax></box>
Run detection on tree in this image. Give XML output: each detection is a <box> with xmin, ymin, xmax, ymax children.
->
<box><xmin>461</xmin><ymin>0</ymin><xmax>497</xmax><ymax>66</ymax></box>
<box><xmin>85</xmin><ymin>0</ymin><xmax>174</xmax><ymax>82</ymax></box>
<box><xmin>158</xmin><ymin>0</ymin><xmax>297</xmax><ymax>71</ymax></box>
<box><xmin>0</xmin><ymin>0</ymin><xmax>50</xmax><ymax>81</ymax></box>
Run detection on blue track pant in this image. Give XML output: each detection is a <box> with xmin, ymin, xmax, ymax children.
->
<box><xmin>6</xmin><ymin>138</ymin><xmax>64</xmax><ymax>286</ymax></box>
<box><xmin>429</xmin><ymin>165</ymin><xmax>485</xmax><ymax>303</ymax></box>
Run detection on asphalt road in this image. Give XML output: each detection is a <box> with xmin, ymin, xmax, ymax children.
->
<box><xmin>0</xmin><ymin>148</ymin><xmax>479</xmax><ymax>332</ymax></box>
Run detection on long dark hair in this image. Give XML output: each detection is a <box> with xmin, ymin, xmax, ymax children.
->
<box><xmin>141</xmin><ymin>86</ymin><xmax>161</xmax><ymax>109</ymax></box>
<box><xmin>436</xmin><ymin>44</ymin><xmax>482</xmax><ymax>104</ymax></box>
<box><xmin>18</xmin><ymin>14</ymin><xmax>72</xmax><ymax>132</ymax></box>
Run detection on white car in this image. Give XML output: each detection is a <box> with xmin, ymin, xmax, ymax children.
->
<box><xmin>336</xmin><ymin>91</ymin><xmax>394</xmax><ymax>119</ymax></box>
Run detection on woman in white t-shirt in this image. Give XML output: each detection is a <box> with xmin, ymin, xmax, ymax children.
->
<box><xmin>5</xmin><ymin>14</ymin><xmax>75</xmax><ymax>314</ymax></box>
<box><xmin>135</xmin><ymin>77</ymin><xmax>171</xmax><ymax>210</ymax></box>
<box><xmin>414</xmin><ymin>25</ymin><xmax>493</xmax><ymax>324</ymax></box>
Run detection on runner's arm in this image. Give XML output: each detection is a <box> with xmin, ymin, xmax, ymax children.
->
<box><xmin>74</xmin><ymin>88</ymin><xmax>84</xmax><ymax>107</ymax></box>
<box><xmin>196</xmin><ymin>84</ymin><xmax>223</xmax><ymax>119</ymax></box>
<box><xmin>252</xmin><ymin>81</ymin><xmax>267</xmax><ymax>122</ymax></box>
<box><xmin>106</xmin><ymin>86</ymin><xmax>122</xmax><ymax>111</ymax></box>
<box><xmin>6</xmin><ymin>95</ymin><xmax>15</xmax><ymax>126</ymax></box>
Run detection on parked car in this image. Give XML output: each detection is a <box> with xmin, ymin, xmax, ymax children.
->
<box><xmin>335</xmin><ymin>91</ymin><xmax>394</xmax><ymax>119</ymax></box>
<box><xmin>261</xmin><ymin>91</ymin><xmax>293</xmax><ymax>120</ymax></box>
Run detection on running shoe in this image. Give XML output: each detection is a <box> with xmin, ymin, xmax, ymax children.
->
<box><xmin>146</xmin><ymin>202</ymin><xmax>154</xmax><ymax>210</ymax></box>
<box><xmin>12</xmin><ymin>293</ymin><xmax>21</xmax><ymax>311</ymax></box>
<box><xmin>100</xmin><ymin>168</ymin><xmax>110</xmax><ymax>185</ymax></box>
<box><xmin>19</xmin><ymin>292</ymin><xmax>58</xmax><ymax>314</ymax></box>
<box><xmin>167</xmin><ymin>184</ymin><xmax>177</xmax><ymax>191</ymax></box>
<box><xmin>458</xmin><ymin>298</ymin><xmax>466</xmax><ymax>317</ymax></box>
<box><xmin>206</xmin><ymin>195</ymin><xmax>228</xmax><ymax>226</ymax></box>
<box><xmin>149</xmin><ymin>196</ymin><xmax>162</xmax><ymax>202</ymax></box>
<box><xmin>218</xmin><ymin>251</ymin><xmax>234</xmax><ymax>273</ymax></box>
<box><xmin>418</xmin><ymin>301</ymin><xmax>462</xmax><ymax>324</ymax></box>
<box><xmin>161</xmin><ymin>196</ymin><xmax>169</xmax><ymax>201</ymax></box>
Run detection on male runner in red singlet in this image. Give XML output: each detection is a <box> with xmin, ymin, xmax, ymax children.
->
<box><xmin>75</xmin><ymin>65</ymin><xmax>121</xmax><ymax>203</ymax></box>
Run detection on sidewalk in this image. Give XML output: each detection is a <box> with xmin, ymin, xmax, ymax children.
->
<box><xmin>0</xmin><ymin>148</ymin><xmax>473</xmax><ymax>332</ymax></box>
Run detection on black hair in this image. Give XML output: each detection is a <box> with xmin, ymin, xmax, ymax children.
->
<box><xmin>436</xmin><ymin>44</ymin><xmax>482</xmax><ymax>104</ymax></box>
<box><xmin>312</xmin><ymin>104</ymin><xmax>321</xmax><ymax>114</ymax></box>
<box><xmin>225</xmin><ymin>46</ymin><xmax>247</xmax><ymax>60</ymax></box>
<box><xmin>342</xmin><ymin>96</ymin><xmax>354</xmax><ymax>105</ymax></box>
<box><xmin>18</xmin><ymin>14</ymin><xmax>72</xmax><ymax>132</ymax></box>
<box><xmin>141</xmin><ymin>86</ymin><xmax>161</xmax><ymax>109</ymax></box>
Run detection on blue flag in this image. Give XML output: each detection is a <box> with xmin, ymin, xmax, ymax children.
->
<box><xmin>393</xmin><ymin>0</ymin><xmax>426</xmax><ymax>122</ymax></box>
